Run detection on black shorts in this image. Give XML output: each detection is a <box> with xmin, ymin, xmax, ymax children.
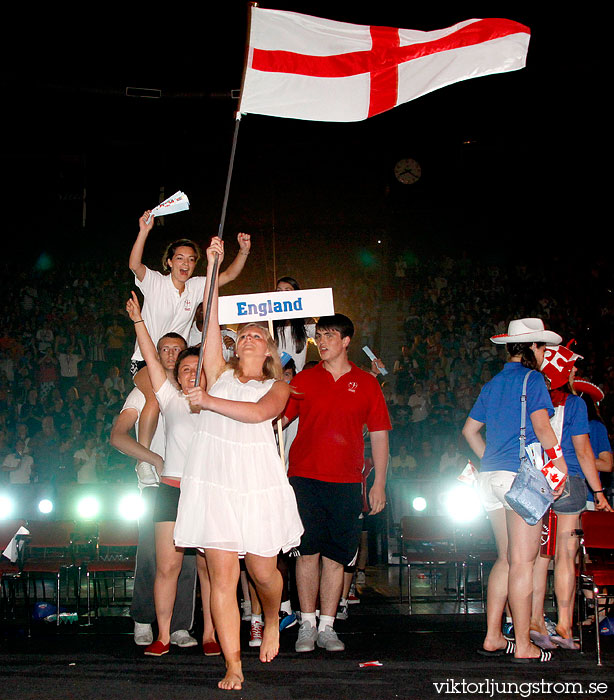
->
<box><xmin>152</xmin><ymin>482</ymin><xmax>180</xmax><ymax>523</ymax></box>
<box><xmin>289</xmin><ymin>476</ymin><xmax>363</xmax><ymax>566</ymax></box>
<box><xmin>130</xmin><ymin>359</ymin><xmax>147</xmax><ymax>378</ymax></box>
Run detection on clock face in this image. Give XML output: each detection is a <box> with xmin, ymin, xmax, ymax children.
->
<box><xmin>394</xmin><ymin>158</ymin><xmax>422</xmax><ymax>184</ymax></box>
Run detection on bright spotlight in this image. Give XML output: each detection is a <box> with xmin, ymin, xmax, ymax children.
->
<box><xmin>443</xmin><ymin>485</ymin><xmax>483</xmax><ymax>523</ymax></box>
<box><xmin>118</xmin><ymin>493</ymin><xmax>144</xmax><ymax>521</ymax></box>
<box><xmin>412</xmin><ymin>496</ymin><xmax>427</xmax><ymax>512</ymax></box>
<box><xmin>77</xmin><ymin>496</ymin><xmax>101</xmax><ymax>520</ymax></box>
<box><xmin>0</xmin><ymin>494</ymin><xmax>15</xmax><ymax>519</ymax></box>
<box><xmin>38</xmin><ymin>499</ymin><xmax>54</xmax><ymax>515</ymax></box>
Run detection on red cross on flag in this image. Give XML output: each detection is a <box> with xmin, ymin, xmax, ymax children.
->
<box><xmin>239</xmin><ymin>8</ymin><xmax>531</xmax><ymax>122</ymax></box>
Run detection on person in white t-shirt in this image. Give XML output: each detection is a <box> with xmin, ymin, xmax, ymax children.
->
<box><xmin>2</xmin><ymin>439</ymin><xmax>33</xmax><ymax>483</ymax></box>
<box><xmin>126</xmin><ymin>291</ymin><xmax>220</xmax><ymax>659</ymax></box>
<box><xmin>110</xmin><ymin>332</ymin><xmax>199</xmax><ymax>649</ymax></box>
<box><xmin>128</xmin><ymin>209</ymin><xmax>251</xmax><ymax>461</ymax></box>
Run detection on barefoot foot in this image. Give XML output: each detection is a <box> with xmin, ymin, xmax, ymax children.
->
<box><xmin>218</xmin><ymin>666</ymin><xmax>244</xmax><ymax>691</ymax></box>
<box><xmin>259</xmin><ymin>625</ymin><xmax>280</xmax><ymax>663</ymax></box>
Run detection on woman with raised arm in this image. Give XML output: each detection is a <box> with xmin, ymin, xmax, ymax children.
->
<box><xmin>125</xmin><ymin>291</ymin><xmax>219</xmax><ymax>659</ymax></box>
<box><xmin>128</xmin><ymin>210</ymin><xmax>250</xmax><ymax>462</ymax></box>
<box><xmin>174</xmin><ymin>238</ymin><xmax>303</xmax><ymax>692</ymax></box>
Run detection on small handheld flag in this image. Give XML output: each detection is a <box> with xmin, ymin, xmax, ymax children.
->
<box><xmin>146</xmin><ymin>191</ymin><xmax>190</xmax><ymax>224</ymax></box>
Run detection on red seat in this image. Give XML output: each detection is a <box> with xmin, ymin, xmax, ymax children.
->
<box><xmin>19</xmin><ymin>520</ymin><xmax>77</xmax><ymax>629</ymax></box>
<box><xmin>85</xmin><ymin>520</ymin><xmax>138</xmax><ymax>623</ymax></box>
<box><xmin>577</xmin><ymin>511</ymin><xmax>614</xmax><ymax>665</ymax></box>
<box><xmin>0</xmin><ymin>519</ymin><xmax>26</xmax><ymax>619</ymax></box>
<box><xmin>398</xmin><ymin>515</ymin><xmax>467</xmax><ymax>612</ymax></box>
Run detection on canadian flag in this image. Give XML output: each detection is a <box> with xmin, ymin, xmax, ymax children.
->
<box><xmin>239</xmin><ymin>8</ymin><xmax>530</xmax><ymax>122</ymax></box>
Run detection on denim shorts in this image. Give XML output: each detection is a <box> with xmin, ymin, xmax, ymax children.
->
<box><xmin>552</xmin><ymin>475</ymin><xmax>587</xmax><ymax>515</ymax></box>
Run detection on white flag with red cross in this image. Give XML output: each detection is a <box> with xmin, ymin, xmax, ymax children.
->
<box><xmin>239</xmin><ymin>8</ymin><xmax>531</xmax><ymax>122</ymax></box>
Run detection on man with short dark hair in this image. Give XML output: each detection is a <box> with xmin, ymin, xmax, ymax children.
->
<box><xmin>283</xmin><ymin>313</ymin><xmax>390</xmax><ymax>652</ymax></box>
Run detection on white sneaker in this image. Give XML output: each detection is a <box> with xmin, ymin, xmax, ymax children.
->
<box><xmin>135</xmin><ymin>462</ymin><xmax>159</xmax><ymax>487</ymax></box>
<box><xmin>317</xmin><ymin>625</ymin><xmax>345</xmax><ymax>652</ymax></box>
<box><xmin>241</xmin><ymin>599</ymin><xmax>252</xmax><ymax>622</ymax></box>
<box><xmin>356</xmin><ymin>569</ymin><xmax>366</xmax><ymax>585</ymax></box>
<box><xmin>170</xmin><ymin>629</ymin><xmax>198</xmax><ymax>647</ymax></box>
<box><xmin>134</xmin><ymin>622</ymin><xmax>153</xmax><ymax>646</ymax></box>
<box><xmin>336</xmin><ymin>602</ymin><xmax>349</xmax><ymax>621</ymax></box>
<box><xmin>295</xmin><ymin>620</ymin><xmax>318</xmax><ymax>653</ymax></box>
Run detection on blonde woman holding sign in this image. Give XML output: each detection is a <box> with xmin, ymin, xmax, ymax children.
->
<box><xmin>174</xmin><ymin>237</ymin><xmax>303</xmax><ymax>692</ymax></box>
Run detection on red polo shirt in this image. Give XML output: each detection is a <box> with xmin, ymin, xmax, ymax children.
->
<box><xmin>284</xmin><ymin>361</ymin><xmax>391</xmax><ymax>483</ymax></box>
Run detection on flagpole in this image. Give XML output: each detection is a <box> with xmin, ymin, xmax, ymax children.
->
<box><xmin>195</xmin><ymin>3</ymin><xmax>256</xmax><ymax>385</ymax></box>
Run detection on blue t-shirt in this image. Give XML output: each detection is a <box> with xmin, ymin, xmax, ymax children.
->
<box><xmin>586</xmin><ymin>419</ymin><xmax>611</xmax><ymax>502</ymax></box>
<box><xmin>557</xmin><ymin>394</ymin><xmax>590</xmax><ymax>478</ymax></box>
<box><xmin>469</xmin><ymin>363</ymin><xmax>553</xmax><ymax>473</ymax></box>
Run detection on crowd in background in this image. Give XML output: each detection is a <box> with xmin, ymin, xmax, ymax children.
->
<box><xmin>1</xmin><ymin>251</ymin><xmax>613</xmax><ymax>488</ymax></box>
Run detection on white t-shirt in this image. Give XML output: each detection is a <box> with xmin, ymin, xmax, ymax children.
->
<box><xmin>2</xmin><ymin>453</ymin><xmax>33</xmax><ymax>484</ymax></box>
<box><xmin>74</xmin><ymin>448</ymin><xmax>98</xmax><ymax>484</ymax></box>
<box><xmin>155</xmin><ymin>379</ymin><xmax>199</xmax><ymax>479</ymax></box>
<box><xmin>132</xmin><ymin>267</ymin><xmax>206</xmax><ymax>361</ymax></box>
<box><xmin>188</xmin><ymin>324</ymin><xmax>236</xmax><ymax>362</ymax></box>
<box><xmin>58</xmin><ymin>353</ymin><xmax>82</xmax><ymax>378</ymax></box>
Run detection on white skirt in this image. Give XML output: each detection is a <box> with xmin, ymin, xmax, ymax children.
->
<box><xmin>174</xmin><ymin>370</ymin><xmax>304</xmax><ymax>557</ymax></box>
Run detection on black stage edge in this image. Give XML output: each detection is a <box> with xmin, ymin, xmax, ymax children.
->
<box><xmin>2</xmin><ymin>610</ymin><xmax>613</xmax><ymax>700</ymax></box>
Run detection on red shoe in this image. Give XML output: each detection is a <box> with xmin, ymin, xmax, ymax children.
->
<box><xmin>203</xmin><ymin>640</ymin><xmax>222</xmax><ymax>656</ymax></box>
<box><xmin>144</xmin><ymin>640</ymin><xmax>170</xmax><ymax>656</ymax></box>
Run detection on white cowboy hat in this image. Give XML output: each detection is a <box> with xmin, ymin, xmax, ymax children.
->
<box><xmin>490</xmin><ymin>318</ymin><xmax>562</xmax><ymax>346</ymax></box>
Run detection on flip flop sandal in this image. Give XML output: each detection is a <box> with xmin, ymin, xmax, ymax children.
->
<box><xmin>529</xmin><ymin>631</ymin><xmax>557</xmax><ymax>650</ymax></box>
<box><xmin>511</xmin><ymin>649</ymin><xmax>552</xmax><ymax>663</ymax></box>
<box><xmin>550</xmin><ymin>635</ymin><xmax>580</xmax><ymax>650</ymax></box>
<box><xmin>477</xmin><ymin>640</ymin><xmax>516</xmax><ymax>657</ymax></box>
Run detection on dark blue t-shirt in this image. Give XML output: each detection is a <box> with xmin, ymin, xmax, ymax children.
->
<box><xmin>586</xmin><ymin>419</ymin><xmax>611</xmax><ymax>502</ymax></box>
<box><xmin>557</xmin><ymin>395</ymin><xmax>590</xmax><ymax>478</ymax></box>
<box><xmin>469</xmin><ymin>363</ymin><xmax>553</xmax><ymax>473</ymax></box>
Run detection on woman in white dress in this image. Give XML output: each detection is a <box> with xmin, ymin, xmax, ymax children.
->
<box><xmin>174</xmin><ymin>238</ymin><xmax>303</xmax><ymax>692</ymax></box>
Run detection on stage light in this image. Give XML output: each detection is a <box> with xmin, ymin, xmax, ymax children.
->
<box><xmin>443</xmin><ymin>485</ymin><xmax>483</xmax><ymax>523</ymax></box>
<box><xmin>38</xmin><ymin>499</ymin><xmax>54</xmax><ymax>515</ymax></box>
<box><xmin>0</xmin><ymin>494</ymin><xmax>15</xmax><ymax>519</ymax></box>
<box><xmin>77</xmin><ymin>496</ymin><xmax>101</xmax><ymax>520</ymax></box>
<box><xmin>412</xmin><ymin>496</ymin><xmax>427</xmax><ymax>512</ymax></box>
<box><xmin>118</xmin><ymin>493</ymin><xmax>144</xmax><ymax>521</ymax></box>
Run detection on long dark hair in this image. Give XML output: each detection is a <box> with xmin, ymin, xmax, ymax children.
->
<box><xmin>273</xmin><ymin>276</ymin><xmax>308</xmax><ymax>354</ymax></box>
<box><xmin>580</xmin><ymin>393</ymin><xmax>603</xmax><ymax>423</ymax></box>
<box><xmin>506</xmin><ymin>342</ymin><xmax>545</xmax><ymax>370</ymax></box>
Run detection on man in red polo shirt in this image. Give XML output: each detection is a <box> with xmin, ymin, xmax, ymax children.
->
<box><xmin>283</xmin><ymin>313</ymin><xmax>390</xmax><ymax>653</ymax></box>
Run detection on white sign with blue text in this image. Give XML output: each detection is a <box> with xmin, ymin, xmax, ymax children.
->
<box><xmin>218</xmin><ymin>288</ymin><xmax>334</xmax><ymax>325</ymax></box>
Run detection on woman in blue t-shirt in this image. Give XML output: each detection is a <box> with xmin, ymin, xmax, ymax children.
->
<box><xmin>463</xmin><ymin>318</ymin><xmax>568</xmax><ymax>663</ymax></box>
<box><xmin>530</xmin><ymin>364</ymin><xmax>612</xmax><ymax>650</ymax></box>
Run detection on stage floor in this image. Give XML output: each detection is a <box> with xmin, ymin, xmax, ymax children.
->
<box><xmin>2</xmin><ymin>566</ymin><xmax>613</xmax><ymax>699</ymax></box>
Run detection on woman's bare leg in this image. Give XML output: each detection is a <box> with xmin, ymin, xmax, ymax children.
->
<box><xmin>245</xmin><ymin>553</ymin><xmax>283</xmax><ymax>663</ymax></box>
<box><xmin>481</xmin><ymin>507</ymin><xmax>510</xmax><ymax>651</ymax></box>
<box><xmin>530</xmin><ymin>552</ymin><xmax>551</xmax><ymax>635</ymax></box>
<box><xmin>196</xmin><ymin>551</ymin><xmax>216</xmax><ymax>644</ymax></box>
<box><xmin>153</xmin><ymin>521</ymin><xmax>184</xmax><ymax>644</ymax></box>
<box><xmin>205</xmin><ymin>549</ymin><xmax>243</xmax><ymax>691</ymax></box>
<box><xmin>554</xmin><ymin>513</ymin><xmax>581</xmax><ymax>643</ymax></box>
<box><xmin>506</xmin><ymin>509</ymin><xmax>542</xmax><ymax>659</ymax></box>
<box><xmin>134</xmin><ymin>366</ymin><xmax>160</xmax><ymax>450</ymax></box>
